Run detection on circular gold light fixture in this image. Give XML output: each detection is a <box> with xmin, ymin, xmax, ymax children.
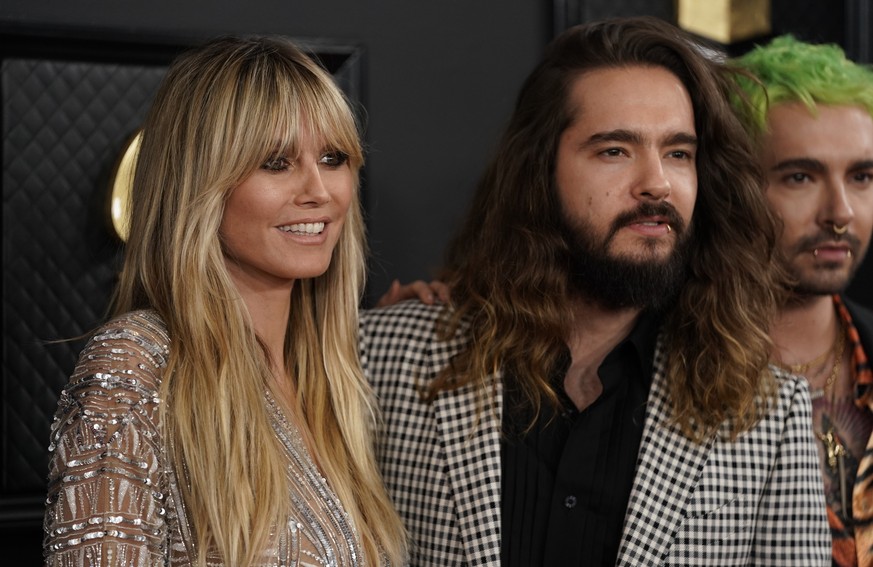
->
<box><xmin>109</xmin><ymin>130</ymin><xmax>142</xmax><ymax>242</ymax></box>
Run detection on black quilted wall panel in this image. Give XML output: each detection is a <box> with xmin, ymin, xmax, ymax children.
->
<box><xmin>2</xmin><ymin>58</ymin><xmax>167</xmax><ymax>496</ymax></box>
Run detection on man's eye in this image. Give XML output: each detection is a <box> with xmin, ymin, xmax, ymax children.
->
<box><xmin>669</xmin><ymin>150</ymin><xmax>692</xmax><ymax>160</ymax></box>
<box><xmin>261</xmin><ymin>156</ymin><xmax>292</xmax><ymax>172</ymax></box>
<box><xmin>601</xmin><ymin>148</ymin><xmax>624</xmax><ymax>157</ymax></box>
<box><xmin>852</xmin><ymin>171</ymin><xmax>873</xmax><ymax>184</ymax></box>
<box><xmin>320</xmin><ymin>151</ymin><xmax>350</xmax><ymax>167</ymax></box>
<box><xmin>786</xmin><ymin>172</ymin><xmax>811</xmax><ymax>184</ymax></box>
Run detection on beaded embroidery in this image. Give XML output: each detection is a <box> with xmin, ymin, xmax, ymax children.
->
<box><xmin>44</xmin><ymin>310</ymin><xmax>366</xmax><ymax>566</ymax></box>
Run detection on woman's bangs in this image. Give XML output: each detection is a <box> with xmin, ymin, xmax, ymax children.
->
<box><xmin>232</xmin><ymin>56</ymin><xmax>362</xmax><ymax>176</ymax></box>
<box><xmin>298</xmin><ymin>81</ymin><xmax>363</xmax><ymax>169</ymax></box>
<box><xmin>248</xmin><ymin>96</ymin><xmax>303</xmax><ymax>172</ymax></box>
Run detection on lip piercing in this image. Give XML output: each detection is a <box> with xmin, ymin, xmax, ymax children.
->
<box><xmin>813</xmin><ymin>249</ymin><xmax>853</xmax><ymax>258</ymax></box>
<box><xmin>666</xmin><ymin>224</ymin><xmax>672</xmax><ymax>233</ymax></box>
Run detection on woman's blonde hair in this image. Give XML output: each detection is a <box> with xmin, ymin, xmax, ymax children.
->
<box><xmin>113</xmin><ymin>36</ymin><xmax>406</xmax><ymax>565</ymax></box>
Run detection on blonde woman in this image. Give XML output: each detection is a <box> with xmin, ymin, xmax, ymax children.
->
<box><xmin>43</xmin><ymin>37</ymin><xmax>407</xmax><ymax>566</ymax></box>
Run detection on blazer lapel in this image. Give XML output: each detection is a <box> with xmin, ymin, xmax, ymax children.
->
<box><xmin>616</xmin><ymin>349</ymin><xmax>713</xmax><ymax>566</ymax></box>
<box><xmin>432</xmin><ymin>375</ymin><xmax>504</xmax><ymax>566</ymax></box>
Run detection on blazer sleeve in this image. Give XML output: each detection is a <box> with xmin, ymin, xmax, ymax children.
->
<box><xmin>750</xmin><ymin>376</ymin><xmax>830</xmax><ymax>565</ymax></box>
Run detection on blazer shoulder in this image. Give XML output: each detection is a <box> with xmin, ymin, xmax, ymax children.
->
<box><xmin>362</xmin><ymin>299</ymin><xmax>444</xmax><ymax>329</ymax></box>
<box><xmin>361</xmin><ymin>300</ymin><xmax>470</xmax><ymax>348</ymax></box>
<box><xmin>360</xmin><ymin>300</ymin><xmax>471</xmax><ymax>383</ymax></box>
<box><xmin>765</xmin><ymin>364</ymin><xmax>814</xmax><ymax>422</ymax></box>
<box><xmin>843</xmin><ymin>295</ymin><xmax>873</xmax><ymax>320</ymax></box>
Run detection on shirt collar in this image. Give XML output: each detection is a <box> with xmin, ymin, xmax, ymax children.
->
<box><xmin>600</xmin><ymin>309</ymin><xmax>660</xmax><ymax>387</ymax></box>
<box><xmin>833</xmin><ymin>294</ymin><xmax>873</xmax><ymax>406</ymax></box>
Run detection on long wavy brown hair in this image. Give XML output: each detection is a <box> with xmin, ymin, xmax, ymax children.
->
<box><xmin>434</xmin><ymin>17</ymin><xmax>787</xmax><ymax>442</ymax></box>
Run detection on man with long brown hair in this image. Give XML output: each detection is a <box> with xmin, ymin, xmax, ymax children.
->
<box><xmin>361</xmin><ymin>17</ymin><xmax>829</xmax><ymax>566</ymax></box>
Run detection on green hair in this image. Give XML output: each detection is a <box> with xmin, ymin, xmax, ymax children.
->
<box><xmin>730</xmin><ymin>35</ymin><xmax>873</xmax><ymax>138</ymax></box>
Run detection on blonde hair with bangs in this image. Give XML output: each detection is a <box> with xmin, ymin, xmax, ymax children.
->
<box><xmin>113</xmin><ymin>36</ymin><xmax>406</xmax><ymax>566</ymax></box>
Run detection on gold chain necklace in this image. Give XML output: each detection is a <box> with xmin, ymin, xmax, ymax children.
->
<box><xmin>780</xmin><ymin>343</ymin><xmax>835</xmax><ymax>375</ymax></box>
<box><xmin>776</xmin><ymin>327</ymin><xmax>840</xmax><ymax>376</ymax></box>
<box><xmin>821</xmin><ymin>324</ymin><xmax>846</xmax><ymax>399</ymax></box>
<box><xmin>816</xmin><ymin>318</ymin><xmax>849</xmax><ymax>514</ymax></box>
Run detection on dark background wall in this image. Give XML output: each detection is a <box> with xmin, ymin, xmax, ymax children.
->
<box><xmin>2</xmin><ymin>0</ymin><xmax>871</xmax><ymax>562</ymax></box>
<box><xmin>0</xmin><ymin>1</ymin><xmax>549</xmax><ymax>561</ymax></box>
<box><xmin>3</xmin><ymin>0</ymin><xmax>551</xmax><ymax>303</ymax></box>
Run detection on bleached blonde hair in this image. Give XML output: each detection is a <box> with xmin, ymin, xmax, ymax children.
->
<box><xmin>113</xmin><ymin>36</ymin><xmax>406</xmax><ymax>565</ymax></box>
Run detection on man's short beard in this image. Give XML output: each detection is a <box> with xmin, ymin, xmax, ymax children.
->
<box><xmin>791</xmin><ymin>268</ymin><xmax>852</xmax><ymax>297</ymax></box>
<box><xmin>560</xmin><ymin>202</ymin><xmax>691</xmax><ymax>311</ymax></box>
<box><xmin>784</xmin><ymin>231</ymin><xmax>863</xmax><ymax>298</ymax></box>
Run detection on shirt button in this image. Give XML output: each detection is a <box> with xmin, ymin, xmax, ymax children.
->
<box><xmin>564</xmin><ymin>495</ymin><xmax>577</xmax><ymax>509</ymax></box>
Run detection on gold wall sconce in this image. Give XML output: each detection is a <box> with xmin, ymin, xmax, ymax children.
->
<box><xmin>678</xmin><ymin>0</ymin><xmax>772</xmax><ymax>44</ymax></box>
<box><xmin>108</xmin><ymin>130</ymin><xmax>141</xmax><ymax>242</ymax></box>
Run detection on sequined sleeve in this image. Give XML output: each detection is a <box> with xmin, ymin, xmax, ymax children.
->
<box><xmin>44</xmin><ymin>311</ymin><xmax>171</xmax><ymax>567</ymax></box>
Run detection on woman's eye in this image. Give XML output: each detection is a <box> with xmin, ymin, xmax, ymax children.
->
<box><xmin>320</xmin><ymin>151</ymin><xmax>349</xmax><ymax>167</ymax></box>
<box><xmin>261</xmin><ymin>156</ymin><xmax>292</xmax><ymax>172</ymax></box>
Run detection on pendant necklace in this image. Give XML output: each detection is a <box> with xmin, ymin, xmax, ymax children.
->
<box><xmin>816</xmin><ymin>320</ymin><xmax>849</xmax><ymax>512</ymax></box>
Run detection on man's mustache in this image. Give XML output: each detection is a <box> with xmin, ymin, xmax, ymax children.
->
<box><xmin>608</xmin><ymin>202</ymin><xmax>686</xmax><ymax>239</ymax></box>
<box><xmin>791</xmin><ymin>231</ymin><xmax>861</xmax><ymax>256</ymax></box>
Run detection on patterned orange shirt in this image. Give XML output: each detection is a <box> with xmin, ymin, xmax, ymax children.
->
<box><xmin>831</xmin><ymin>295</ymin><xmax>873</xmax><ymax>567</ymax></box>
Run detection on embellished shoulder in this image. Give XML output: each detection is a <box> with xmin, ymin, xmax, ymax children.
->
<box><xmin>71</xmin><ymin>309</ymin><xmax>170</xmax><ymax>390</ymax></box>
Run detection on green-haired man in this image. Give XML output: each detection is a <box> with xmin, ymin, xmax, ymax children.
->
<box><xmin>733</xmin><ymin>36</ymin><xmax>873</xmax><ymax>565</ymax></box>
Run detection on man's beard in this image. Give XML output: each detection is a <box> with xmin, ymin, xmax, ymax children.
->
<box><xmin>560</xmin><ymin>202</ymin><xmax>691</xmax><ymax>311</ymax></box>
<box><xmin>784</xmin><ymin>231</ymin><xmax>863</xmax><ymax>297</ymax></box>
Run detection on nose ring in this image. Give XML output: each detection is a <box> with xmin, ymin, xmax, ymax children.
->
<box><xmin>832</xmin><ymin>224</ymin><xmax>848</xmax><ymax>239</ymax></box>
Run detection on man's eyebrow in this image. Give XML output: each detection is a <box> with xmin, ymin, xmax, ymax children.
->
<box><xmin>771</xmin><ymin>158</ymin><xmax>826</xmax><ymax>173</ymax></box>
<box><xmin>664</xmin><ymin>132</ymin><xmax>698</xmax><ymax>147</ymax></box>
<box><xmin>849</xmin><ymin>159</ymin><xmax>873</xmax><ymax>172</ymax></box>
<box><xmin>583</xmin><ymin>129</ymin><xmax>697</xmax><ymax>148</ymax></box>
<box><xmin>584</xmin><ymin>129</ymin><xmax>644</xmax><ymax>147</ymax></box>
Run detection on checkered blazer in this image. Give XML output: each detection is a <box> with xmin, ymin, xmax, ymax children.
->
<box><xmin>360</xmin><ymin>300</ymin><xmax>830</xmax><ymax>566</ymax></box>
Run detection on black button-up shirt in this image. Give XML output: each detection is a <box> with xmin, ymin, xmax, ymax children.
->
<box><xmin>501</xmin><ymin>312</ymin><xmax>658</xmax><ymax>566</ymax></box>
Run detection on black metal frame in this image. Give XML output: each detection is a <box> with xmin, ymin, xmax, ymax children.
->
<box><xmin>552</xmin><ymin>0</ymin><xmax>871</xmax><ymax>62</ymax></box>
<box><xmin>845</xmin><ymin>0</ymin><xmax>871</xmax><ymax>63</ymax></box>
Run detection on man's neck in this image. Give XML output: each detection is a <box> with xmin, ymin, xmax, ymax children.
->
<box><xmin>567</xmin><ymin>299</ymin><xmax>641</xmax><ymax>353</ymax></box>
<box><xmin>563</xmin><ymin>298</ymin><xmax>642</xmax><ymax>410</ymax></box>
<box><xmin>771</xmin><ymin>293</ymin><xmax>839</xmax><ymax>368</ymax></box>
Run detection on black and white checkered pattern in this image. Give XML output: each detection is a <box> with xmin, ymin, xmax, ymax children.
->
<box><xmin>361</xmin><ymin>300</ymin><xmax>830</xmax><ymax>566</ymax></box>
